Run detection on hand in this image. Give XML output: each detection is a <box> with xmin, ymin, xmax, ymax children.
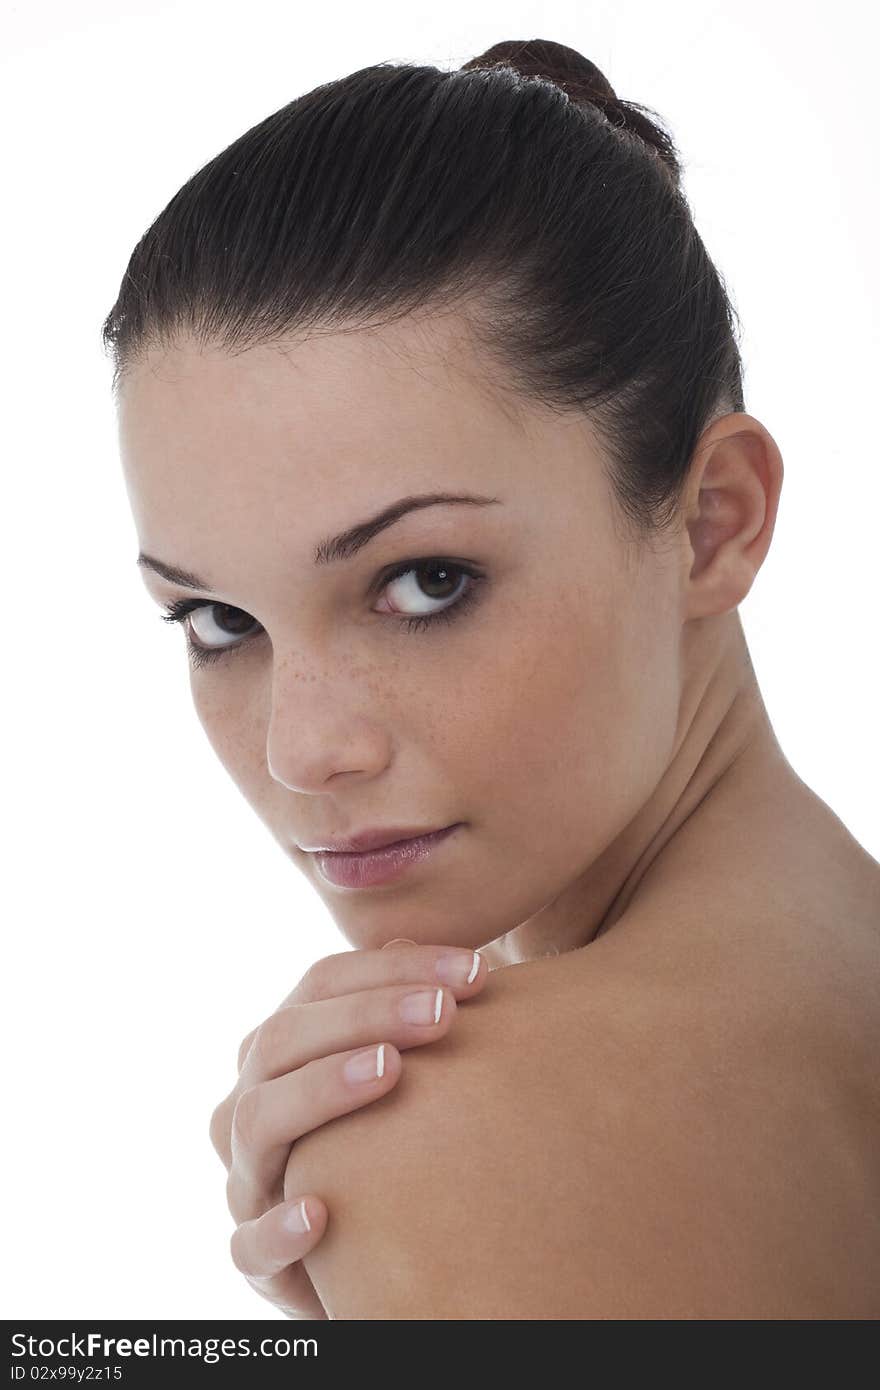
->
<box><xmin>208</xmin><ymin>939</ymin><xmax>487</xmax><ymax>1318</ymax></box>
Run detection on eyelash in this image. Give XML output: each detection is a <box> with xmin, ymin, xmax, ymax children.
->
<box><xmin>159</xmin><ymin>558</ymin><xmax>486</xmax><ymax>670</ymax></box>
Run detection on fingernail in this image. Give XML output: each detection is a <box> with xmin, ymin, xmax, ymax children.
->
<box><xmin>435</xmin><ymin>950</ymin><xmax>481</xmax><ymax>986</ymax></box>
<box><xmin>344</xmin><ymin>1045</ymin><xmax>385</xmax><ymax>1083</ymax></box>
<box><xmin>399</xmin><ymin>988</ymin><xmax>444</xmax><ymax>1025</ymax></box>
<box><xmin>284</xmin><ymin>1198</ymin><xmax>312</xmax><ymax>1235</ymax></box>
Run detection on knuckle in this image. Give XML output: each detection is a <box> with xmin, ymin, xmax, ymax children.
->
<box><xmin>228</xmin><ymin>1225</ymin><xmax>251</xmax><ymax>1277</ymax></box>
<box><xmin>225</xmin><ymin>1167</ymin><xmax>241</xmax><ymax>1217</ymax></box>
<box><xmin>250</xmin><ymin>1006</ymin><xmax>294</xmax><ymax>1074</ymax></box>
<box><xmin>237</xmin><ymin>1028</ymin><xmax>258</xmax><ymax>1073</ymax></box>
<box><xmin>208</xmin><ymin>1097</ymin><xmax>231</xmax><ymax>1154</ymax></box>
<box><xmin>298</xmin><ymin>958</ymin><xmax>331</xmax><ymax>1000</ymax></box>
<box><xmin>298</xmin><ymin>950</ymin><xmax>348</xmax><ymax>1001</ymax></box>
<box><xmin>231</xmin><ymin>1085</ymin><xmax>262</xmax><ymax>1153</ymax></box>
<box><xmin>243</xmin><ymin>1025</ymin><xmax>269</xmax><ymax>1076</ymax></box>
<box><xmin>225</xmin><ymin>1167</ymin><xmax>252</xmax><ymax>1226</ymax></box>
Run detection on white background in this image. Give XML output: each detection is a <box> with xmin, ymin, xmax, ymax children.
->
<box><xmin>2</xmin><ymin>0</ymin><xmax>877</xmax><ymax>1319</ymax></box>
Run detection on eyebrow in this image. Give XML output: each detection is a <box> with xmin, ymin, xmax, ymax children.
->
<box><xmin>136</xmin><ymin>491</ymin><xmax>503</xmax><ymax>592</ymax></box>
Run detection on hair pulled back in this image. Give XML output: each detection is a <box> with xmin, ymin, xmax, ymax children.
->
<box><xmin>102</xmin><ymin>37</ymin><xmax>745</xmax><ymax>538</ymax></box>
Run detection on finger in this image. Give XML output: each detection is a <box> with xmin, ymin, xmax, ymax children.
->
<box><xmin>230</xmin><ymin>1196</ymin><xmax>326</xmax><ymax>1279</ymax></box>
<box><xmin>239</xmin><ymin>981</ymin><xmax>458</xmax><ymax>1091</ymax></box>
<box><xmin>276</xmin><ymin>943</ymin><xmax>485</xmax><ymax>1010</ymax></box>
<box><xmin>235</xmin><ymin>1030</ymin><xmax>256</xmax><ymax>1076</ymax></box>
<box><xmin>233</xmin><ymin>942</ymin><xmax>481</xmax><ymax>1074</ymax></box>
<box><xmin>230</xmin><ymin>1197</ymin><xmax>329</xmax><ymax>1319</ymax></box>
<box><xmin>213</xmin><ymin>979</ymin><xmax>458</xmax><ymax>1168</ymax></box>
<box><xmin>228</xmin><ymin>1041</ymin><xmax>403</xmax><ymax>1214</ymax></box>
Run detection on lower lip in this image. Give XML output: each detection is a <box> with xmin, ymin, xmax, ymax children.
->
<box><xmin>312</xmin><ymin>825</ymin><xmax>461</xmax><ymax>889</ymax></box>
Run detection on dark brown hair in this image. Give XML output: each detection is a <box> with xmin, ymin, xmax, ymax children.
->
<box><xmin>101</xmin><ymin>37</ymin><xmax>745</xmax><ymax>538</ymax></box>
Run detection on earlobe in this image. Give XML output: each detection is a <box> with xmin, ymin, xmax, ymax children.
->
<box><xmin>680</xmin><ymin>414</ymin><xmax>784</xmax><ymax>622</ymax></box>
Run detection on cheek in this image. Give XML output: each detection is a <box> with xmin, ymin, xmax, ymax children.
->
<box><xmin>189</xmin><ymin>675</ymin><xmax>270</xmax><ymax>804</ymax></box>
<box><xmin>455</xmin><ymin>580</ymin><xmax>680</xmax><ymax>864</ymax></box>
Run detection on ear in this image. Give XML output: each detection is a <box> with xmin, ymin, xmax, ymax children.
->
<box><xmin>680</xmin><ymin>413</ymin><xmax>784</xmax><ymax>621</ymax></box>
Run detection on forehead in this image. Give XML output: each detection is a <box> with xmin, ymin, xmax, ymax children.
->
<box><xmin>116</xmin><ymin>310</ymin><xmax>615</xmax><ymax>596</ymax></box>
<box><xmin>118</xmin><ymin>309</ymin><xmax>532</xmax><ymax>464</ymax></box>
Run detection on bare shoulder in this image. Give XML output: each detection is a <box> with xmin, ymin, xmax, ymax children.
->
<box><xmin>493</xmin><ymin>908</ymin><xmax>880</xmax><ymax>1317</ymax></box>
<box><xmin>288</xmin><ymin>913</ymin><xmax>880</xmax><ymax>1319</ymax></box>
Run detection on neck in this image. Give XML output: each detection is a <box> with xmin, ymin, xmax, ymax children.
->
<box><xmin>481</xmin><ymin>613</ymin><xmax>796</xmax><ymax>969</ymax></box>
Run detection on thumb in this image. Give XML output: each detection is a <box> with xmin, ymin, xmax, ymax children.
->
<box><xmin>381</xmin><ymin>937</ymin><xmax>418</xmax><ymax>949</ymax></box>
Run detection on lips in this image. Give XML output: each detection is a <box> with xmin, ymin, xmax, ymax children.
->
<box><xmin>298</xmin><ymin>825</ymin><xmax>458</xmax><ymax>855</ymax></box>
<box><xmin>310</xmin><ymin>825</ymin><xmax>461</xmax><ymax>889</ymax></box>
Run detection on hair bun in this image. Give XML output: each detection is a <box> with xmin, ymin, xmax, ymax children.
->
<box><xmin>461</xmin><ymin>38</ymin><xmax>680</xmax><ymax>186</ymax></box>
<box><xmin>461</xmin><ymin>38</ymin><xmax>617</xmax><ymax>109</ymax></box>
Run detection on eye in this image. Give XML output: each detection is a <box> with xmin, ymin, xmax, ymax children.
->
<box><xmin>161</xmin><ymin>600</ymin><xmax>259</xmax><ymax>658</ymax></box>
<box><xmin>159</xmin><ymin>557</ymin><xmax>486</xmax><ymax>668</ymax></box>
<box><xmin>377</xmin><ymin>559</ymin><xmax>478</xmax><ymax>623</ymax></box>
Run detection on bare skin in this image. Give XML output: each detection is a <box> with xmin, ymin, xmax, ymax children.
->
<box><xmin>292</xmin><ymin>860</ymin><xmax>878</xmax><ymax>1318</ymax></box>
<box><xmin>274</xmin><ymin>735</ymin><xmax>879</xmax><ymax>1316</ymax></box>
<box><xmin>117</xmin><ymin>305</ymin><xmax>880</xmax><ymax>1316</ymax></box>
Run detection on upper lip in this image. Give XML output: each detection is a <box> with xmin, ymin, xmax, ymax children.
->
<box><xmin>297</xmin><ymin>825</ymin><xmax>455</xmax><ymax>854</ymax></box>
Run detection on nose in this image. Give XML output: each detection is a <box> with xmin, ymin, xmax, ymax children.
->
<box><xmin>264</xmin><ymin>659</ymin><xmax>392</xmax><ymax>792</ymax></box>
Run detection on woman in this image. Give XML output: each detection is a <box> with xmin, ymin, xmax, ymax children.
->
<box><xmin>105</xmin><ymin>39</ymin><xmax>880</xmax><ymax>1318</ymax></box>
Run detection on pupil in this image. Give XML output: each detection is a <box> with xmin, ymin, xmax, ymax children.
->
<box><xmin>216</xmin><ymin>605</ymin><xmax>253</xmax><ymax>635</ymax></box>
<box><xmin>421</xmin><ymin>563</ymin><xmax>456</xmax><ymax>598</ymax></box>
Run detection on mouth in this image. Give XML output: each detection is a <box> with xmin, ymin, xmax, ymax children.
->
<box><xmin>308</xmin><ymin>824</ymin><xmax>462</xmax><ymax>890</ymax></box>
<box><xmin>298</xmin><ymin>822</ymin><xmax>460</xmax><ymax>854</ymax></box>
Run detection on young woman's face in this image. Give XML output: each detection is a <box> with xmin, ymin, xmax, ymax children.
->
<box><xmin>118</xmin><ymin>311</ymin><xmax>686</xmax><ymax>955</ymax></box>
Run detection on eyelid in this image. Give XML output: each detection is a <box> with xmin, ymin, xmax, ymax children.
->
<box><xmin>159</xmin><ymin>553</ymin><xmax>482</xmax><ymax>611</ymax></box>
<box><xmin>372</xmin><ymin>553</ymin><xmax>480</xmax><ymax>593</ymax></box>
<box><xmin>159</xmin><ymin>554</ymin><xmax>486</xmax><ymax>654</ymax></box>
